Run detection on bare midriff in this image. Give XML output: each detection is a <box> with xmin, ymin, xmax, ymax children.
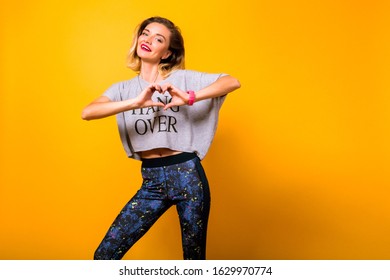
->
<box><xmin>140</xmin><ymin>148</ymin><xmax>182</xmax><ymax>159</ymax></box>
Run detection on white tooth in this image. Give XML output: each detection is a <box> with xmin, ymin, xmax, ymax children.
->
<box><xmin>142</xmin><ymin>45</ymin><xmax>150</xmax><ymax>51</ymax></box>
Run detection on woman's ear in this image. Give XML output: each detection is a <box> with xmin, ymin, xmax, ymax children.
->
<box><xmin>161</xmin><ymin>50</ymin><xmax>172</xmax><ymax>60</ymax></box>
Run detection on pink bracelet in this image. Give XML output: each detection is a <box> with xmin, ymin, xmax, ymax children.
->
<box><xmin>187</xmin><ymin>90</ymin><xmax>195</xmax><ymax>106</ymax></box>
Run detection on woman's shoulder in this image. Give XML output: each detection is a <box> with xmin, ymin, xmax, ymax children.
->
<box><xmin>168</xmin><ymin>69</ymin><xmax>200</xmax><ymax>80</ymax></box>
<box><xmin>114</xmin><ymin>76</ymin><xmax>138</xmax><ymax>86</ymax></box>
<box><xmin>107</xmin><ymin>76</ymin><xmax>138</xmax><ymax>91</ymax></box>
<box><xmin>103</xmin><ymin>76</ymin><xmax>139</xmax><ymax>99</ymax></box>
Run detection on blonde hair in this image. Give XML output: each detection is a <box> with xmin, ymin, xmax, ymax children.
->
<box><xmin>127</xmin><ymin>17</ymin><xmax>185</xmax><ymax>78</ymax></box>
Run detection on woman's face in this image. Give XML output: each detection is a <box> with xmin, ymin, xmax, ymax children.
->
<box><xmin>137</xmin><ymin>22</ymin><xmax>172</xmax><ymax>63</ymax></box>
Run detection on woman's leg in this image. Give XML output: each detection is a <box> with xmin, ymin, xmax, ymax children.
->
<box><xmin>94</xmin><ymin>195</ymin><xmax>170</xmax><ymax>259</ymax></box>
<box><xmin>94</xmin><ymin>166</ymin><xmax>171</xmax><ymax>260</ymax></box>
<box><xmin>170</xmin><ymin>157</ymin><xmax>211</xmax><ymax>260</ymax></box>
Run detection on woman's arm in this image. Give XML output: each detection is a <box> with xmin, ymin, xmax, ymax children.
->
<box><xmin>81</xmin><ymin>96</ymin><xmax>136</xmax><ymax>121</ymax></box>
<box><xmin>194</xmin><ymin>75</ymin><xmax>241</xmax><ymax>102</ymax></box>
<box><xmin>81</xmin><ymin>84</ymin><xmax>165</xmax><ymax>121</ymax></box>
<box><xmin>162</xmin><ymin>75</ymin><xmax>240</xmax><ymax>110</ymax></box>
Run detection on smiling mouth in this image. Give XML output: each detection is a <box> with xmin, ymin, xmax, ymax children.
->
<box><xmin>140</xmin><ymin>44</ymin><xmax>151</xmax><ymax>52</ymax></box>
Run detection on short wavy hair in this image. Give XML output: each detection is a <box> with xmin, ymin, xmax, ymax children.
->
<box><xmin>127</xmin><ymin>17</ymin><xmax>185</xmax><ymax>77</ymax></box>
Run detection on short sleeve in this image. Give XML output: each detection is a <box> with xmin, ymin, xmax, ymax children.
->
<box><xmin>183</xmin><ymin>70</ymin><xmax>227</xmax><ymax>89</ymax></box>
<box><xmin>102</xmin><ymin>82</ymin><xmax>121</xmax><ymax>102</ymax></box>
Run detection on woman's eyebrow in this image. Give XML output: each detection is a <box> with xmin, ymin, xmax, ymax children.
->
<box><xmin>156</xmin><ymin>34</ymin><xmax>167</xmax><ymax>41</ymax></box>
<box><xmin>143</xmin><ymin>28</ymin><xmax>167</xmax><ymax>41</ymax></box>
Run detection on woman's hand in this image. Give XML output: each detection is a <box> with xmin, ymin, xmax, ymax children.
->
<box><xmin>162</xmin><ymin>83</ymin><xmax>189</xmax><ymax>110</ymax></box>
<box><xmin>134</xmin><ymin>83</ymin><xmax>166</xmax><ymax>109</ymax></box>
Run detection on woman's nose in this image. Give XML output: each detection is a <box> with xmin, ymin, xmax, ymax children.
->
<box><xmin>145</xmin><ymin>36</ymin><xmax>152</xmax><ymax>44</ymax></box>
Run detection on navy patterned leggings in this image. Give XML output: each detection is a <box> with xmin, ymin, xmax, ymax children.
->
<box><xmin>94</xmin><ymin>153</ymin><xmax>210</xmax><ymax>260</ymax></box>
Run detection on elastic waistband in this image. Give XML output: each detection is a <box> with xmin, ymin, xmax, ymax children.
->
<box><xmin>141</xmin><ymin>152</ymin><xmax>198</xmax><ymax>168</ymax></box>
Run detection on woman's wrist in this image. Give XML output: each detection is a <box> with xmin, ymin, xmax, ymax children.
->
<box><xmin>186</xmin><ymin>90</ymin><xmax>195</xmax><ymax>106</ymax></box>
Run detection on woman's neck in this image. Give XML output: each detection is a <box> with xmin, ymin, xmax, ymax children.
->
<box><xmin>140</xmin><ymin>63</ymin><xmax>160</xmax><ymax>83</ymax></box>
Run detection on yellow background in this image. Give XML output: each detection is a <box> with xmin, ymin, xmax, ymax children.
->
<box><xmin>1</xmin><ymin>0</ymin><xmax>389</xmax><ymax>259</ymax></box>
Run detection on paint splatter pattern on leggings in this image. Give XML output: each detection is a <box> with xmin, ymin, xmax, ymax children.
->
<box><xmin>94</xmin><ymin>157</ymin><xmax>210</xmax><ymax>260</ymax></box>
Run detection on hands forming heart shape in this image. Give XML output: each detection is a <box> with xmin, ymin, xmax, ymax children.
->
<box><xmin>135</xmin><ymin>83</ymin><xmax>190</xmax><ymax>111</ymax></box>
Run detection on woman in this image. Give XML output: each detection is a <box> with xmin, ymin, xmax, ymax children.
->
<box><xmin>82</xmin><ymin>16</ymin><xmax>240</xmax><ymax>260</ymax></box>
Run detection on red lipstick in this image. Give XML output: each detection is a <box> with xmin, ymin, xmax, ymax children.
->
<box><xmin>140</xmin><ymin>43</ymin><xmax>151</xmax><ymax>52</ymax></box>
